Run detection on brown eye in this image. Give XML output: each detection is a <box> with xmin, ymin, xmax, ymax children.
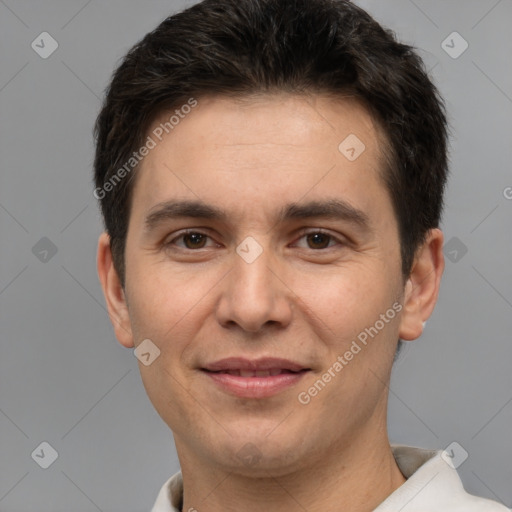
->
<box><xmin>306</xmin><ymin>232</ymin><xmax>332</xmax><ymax>249</ymax></box>
<box><xmin>181</xmin><ymin>232</ymin><xmax>208</xmax><ymax>249</ymax></box>
<box><xmin>293</xmin><ymin>230</ymin><xmax>341</xmax><ymax>250</ymax></box>
<box><xmin>166</xmin><ymin>230</ymin><xmax>213</xmax><ymax>250</ymax></box>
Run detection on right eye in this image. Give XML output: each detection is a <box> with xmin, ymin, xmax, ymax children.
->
<box><xmin>164</xmin><ymin>230</ymin><xmax>218</xmax><ymax>250</ymax></box>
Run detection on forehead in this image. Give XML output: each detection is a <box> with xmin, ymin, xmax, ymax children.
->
<box><xmin>130</xmin><ymin>93</ymin><xmax>390</xmax><ymax>223</ymax></box>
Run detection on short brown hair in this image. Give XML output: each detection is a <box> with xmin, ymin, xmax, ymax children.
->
<box><xmin>93</xmin><ymin>0</ymin><xmax>448</xmax><ymax>287</ymax></box>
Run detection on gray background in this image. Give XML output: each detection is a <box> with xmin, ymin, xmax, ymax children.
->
<box><xmin>1</xmin><ymin>0</ymin><xmax>511</xmax><ymax>510</ymax></box>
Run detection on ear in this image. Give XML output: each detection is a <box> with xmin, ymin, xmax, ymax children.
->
<box><xmin>97</xmin><ymin>232</ymin><xmax>134</xmax><ymax>348</ymax></box>
<box><xmin>399</xmin><ymin>228</ymin><xmax>445</xmax><ymax>341</ymax></box>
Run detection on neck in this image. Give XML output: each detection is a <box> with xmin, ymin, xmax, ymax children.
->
<box><xmin>177</xmin><ymin>425</ymin><xmax>406</xmax><ymax>512</ymax></box>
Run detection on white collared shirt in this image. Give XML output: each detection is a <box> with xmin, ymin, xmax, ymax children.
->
<box><xmin>151</xmin><ymin>445</ymin><xmax>510</xmax><ymax>511</ymax></box>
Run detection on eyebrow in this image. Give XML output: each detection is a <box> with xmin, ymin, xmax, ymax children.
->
<box><xmin>143</xmin><ymin>198</ymin><xmax>371</xmax><ymax>232</ymax></box>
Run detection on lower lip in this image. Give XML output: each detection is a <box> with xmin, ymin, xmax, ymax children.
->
<box><xmin>202</xmin><ymin>370</ymin><xmax>308</xmax><ymax>398</ymax></box>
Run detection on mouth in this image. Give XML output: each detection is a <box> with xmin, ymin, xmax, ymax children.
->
<box><xmin>200</xmin><ymin>357</ymin><xmax>311</xmax><ymax>398</ymax></box>
<box><xmin>203</xmin><ymin>368</ymin><xmax>305</xmax><ymax>377</ymax></box>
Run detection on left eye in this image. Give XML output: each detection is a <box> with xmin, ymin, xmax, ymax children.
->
<box><xmin>293</xmin><ymin>231</ymin><xmax>340</xmax><ymax>250</ymax></box>
<box><xmin>169</xmin><ymin>231</ymin><xmax>213</xmax><ymax>250</ymax></box>
<box><xmin>167</xmin><ymin>230</ymin><xmax>341</xmax><ymax>250</ymax></box>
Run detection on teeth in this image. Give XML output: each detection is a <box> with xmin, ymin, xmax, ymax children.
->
<box><xmin>222</xmin><ymin>369</ymin><xmax>285</xmax><ymax>377</ymax></box>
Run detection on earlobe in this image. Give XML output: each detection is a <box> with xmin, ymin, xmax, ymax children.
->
<box><xmin>96</xmin><ymin>232</ymin><xmax>134</xmax><ymax>348</ymax></box>
<box><xmin>398</xmin><ymin>228</ymin><xmax>445</xmax><ymax>341</ymax></box>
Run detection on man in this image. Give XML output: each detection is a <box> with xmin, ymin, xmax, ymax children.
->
<box><xmin>93</xmin><ymin>0</ymin><xmax>509</xmax><ymax>510</ymax></box>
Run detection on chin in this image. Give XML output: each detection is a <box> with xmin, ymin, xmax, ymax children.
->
<box><xmin>208</xmin><ymin>429</ymin><xmax>311</xmax><ymax>477</ymax></box>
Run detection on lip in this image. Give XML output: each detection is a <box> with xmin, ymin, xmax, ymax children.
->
<box><xmin>202</xmin><ymin>357</ymin><xmax>307</xmax><ymax>372</ymax></box>
<box><xmin>201</xmin><ymin>357</ymin><xmax>310</xmax><ymax>399</ymax></box>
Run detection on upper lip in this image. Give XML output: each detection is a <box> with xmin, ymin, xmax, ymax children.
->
<box><xmin>202</xmin><ymin>357</ymin><xmax>309</xmax><ymax>372</ymax></box>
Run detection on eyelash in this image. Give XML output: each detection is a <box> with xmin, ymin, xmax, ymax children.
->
<box><xmin>165</xmin><ymin>228</ymin><xmax>345</xmax><ymax>251</ymax></box>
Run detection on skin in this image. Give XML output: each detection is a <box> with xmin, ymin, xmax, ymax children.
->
<box><xmin>97</xmin><ymin>93</ymin><xmax>444</xmax><ymax>512</ymax></box>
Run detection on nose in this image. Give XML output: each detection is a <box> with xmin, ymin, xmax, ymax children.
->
<box><xmin>215</xmin><ymin>244</ymin><xmax>293</xmax><ymax>333</ymax></box>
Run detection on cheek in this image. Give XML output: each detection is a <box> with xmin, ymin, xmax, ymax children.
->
<box><xmin>301</xmin><ymin>269</ymin><xmax>400</xmax><ymax>408</ymax></box>
<box><xmin>125</xmin><ymin>258</ymin><xmax>209</xmax><ymax>342</ymax></box>
<box><xmin>292</xmin><ymin>263</ymin><xmax>392</xmax><ymax>344</ymax></box>
<box><xmin>125</xmin><ymin>270</ymin><xmax>210</xmax><ymax>433</ymax></box>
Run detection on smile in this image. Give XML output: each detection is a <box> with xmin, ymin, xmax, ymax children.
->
<box><xmin>201</xmin><ymin>368</ymin><xmax>310</xmax><ymax>398</ymax></box>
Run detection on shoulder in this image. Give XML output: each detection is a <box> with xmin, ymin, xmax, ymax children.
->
<box><xmin>453</xmin><ymin>494</ymin><xmax>510</xmax><ymax>512</ymax></box>
<box><xmin>151</xmin><ymin>471</ymin><xmax>183</xmax><ymax>512</ymax></box>
<box><xmin>376</xmin><ymin>445</ymin><xmax>510</xmax><ymax>512</ymax></box>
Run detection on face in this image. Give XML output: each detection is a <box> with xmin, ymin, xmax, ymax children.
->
<box><xmin>105</xmin><ymin>94</ymin><xmax>422</xmax><ymax>475</ymax></box>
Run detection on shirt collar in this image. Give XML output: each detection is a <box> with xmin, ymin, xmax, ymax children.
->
<box><xmin>150</xmin><ymin>445</ymin><xmax>506</xmax><ymax>512</ymax></box>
